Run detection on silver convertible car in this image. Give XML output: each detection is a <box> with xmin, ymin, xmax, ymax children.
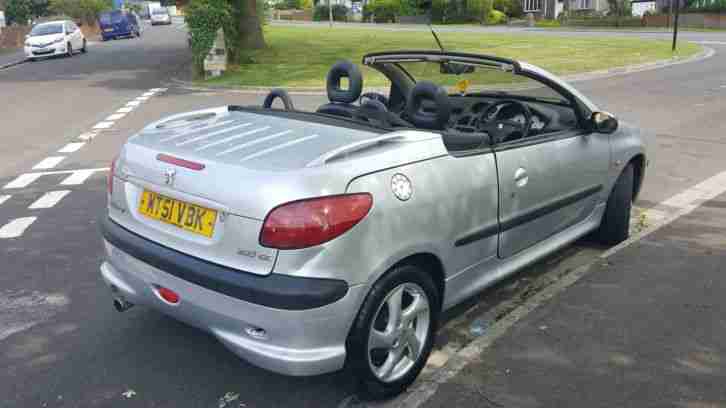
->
<box><xmin>100</xmin><ymin>50</ymin><xmax>646</xmax><ymax>398</ymax></box>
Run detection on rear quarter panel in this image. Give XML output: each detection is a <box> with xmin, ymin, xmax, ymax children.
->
<box><xmin>272</xmin><ymin>153</ymin><xmax>500</xmax><ymax>298</ymax></box>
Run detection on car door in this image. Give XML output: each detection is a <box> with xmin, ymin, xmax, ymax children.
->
<box><xmin>495</xmin><ymin>126</ymin><xmax>610</xmax><ymax>258</ymax></box>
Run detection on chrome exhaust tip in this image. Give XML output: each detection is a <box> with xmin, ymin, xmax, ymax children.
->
<box><xmin>113</xmin><ymin>298</ymin><xmax>134</xmax><ymax>312</ymax></box>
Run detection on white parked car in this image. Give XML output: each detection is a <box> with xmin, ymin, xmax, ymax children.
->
<box><xmin>150</xmin><ymin>7</ymin><xmax>172</xmax><ymax>25</ymax></box>
<box><xmin>25</xmin><ymin>20</ymin><xmax>86</xmax><ymax>61</ymax></box>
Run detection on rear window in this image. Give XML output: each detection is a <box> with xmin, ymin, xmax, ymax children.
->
<box><xmin>152</xmin><ymin>8</ymin><xmax>168</xmax><ymax>15</ymax></box>
<box><xmin>100</xmin><ymin>10</ymin><xmax>123</xmax><ymax>24</ymax></box>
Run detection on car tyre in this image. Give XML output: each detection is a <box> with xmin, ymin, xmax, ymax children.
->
<box><xmin>596</xmin><ymin>163</ymin><xmax>634</xmax><ymax>245</ymax></box>
<box><xmin>347</xmin><ymin>264</ymin><xmax>439</xmax><ymax>400</ymax></box>
<box><xmin>81</xmin><ymin>39</ymin><xmax>87</xmax><ymax>53</ymax></box>
<box><xmin>66</xmin><ymin>43</ymin><xmax>73</xmax><ymax>57</ymax></box>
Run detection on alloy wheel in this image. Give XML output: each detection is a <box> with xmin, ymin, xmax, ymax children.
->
<box><xmin>367</xmin><ymin>282</ymin><xmax>430</xmax><ymax>383</ymax></box>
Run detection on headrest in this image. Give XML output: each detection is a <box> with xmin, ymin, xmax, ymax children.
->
<box><xmin>405</xmin><ymin>81</ymin><xmax>451</xmax><ymax>130</ymax></box>
<box><xmin>326</xmin><ymin>60</ymin><xmax>363</xmax><ymax>104</ymax></box>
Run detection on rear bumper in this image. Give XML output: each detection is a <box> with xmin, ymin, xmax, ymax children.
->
<box><xmin>99</xmin><ymin>216</ymin><xmax>366</xmax><ymax>376</ymax></box>
<box><xmin>100</xmin><ymin>216</ymin><xmax>349</xmax><ymax>310</ymax></box>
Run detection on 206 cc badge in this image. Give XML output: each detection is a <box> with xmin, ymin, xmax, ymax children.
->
<box><xmin>391</xmin><ymin>173</ymin><xmax>413</xmax><ymax>201</ymax></box>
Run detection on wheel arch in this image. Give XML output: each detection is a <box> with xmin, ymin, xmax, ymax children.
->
<box><xmin>367</xmin><ymin>252</ymin><xmax>446</xmax><ymax>310</ymax></box>
<box><xmin>629</xmin><ymin>153</ymin><xmax>646</xmax><ymax>202</ymax></box>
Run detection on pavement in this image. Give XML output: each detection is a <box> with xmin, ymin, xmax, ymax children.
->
<box><xmin>2</xmin><ymin>18</ymin><xmax>726</xmax><ymax>408</ymax></box>
<box><xmin>0</xmin><ymin>49</ymin><xmax>25</xmax><ymax>69</ymax></box>
<box><xmin>418</xmin><ymin>190</ymin><xmax>726</xmax><ymax>408</ymax></box>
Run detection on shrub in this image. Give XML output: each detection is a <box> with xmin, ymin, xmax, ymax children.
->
<box><xmin>185</xmin><ymin>0</ymin><xmax>231</xmax><ymax>78</ymax></box>
<box><xmin>273</xmin><ymin>0</ymin><xmax>299</xmax><ymax>10</ymax></box>
<box><xmin>365</xmin><ymin>0</ymin><xmax>397</xmax><ymax>22</ymax></box>
<box><xmin>48</xmin><ymin>0</ymin><xmax>111</xmax><ymax>25</ymax></box>
<box><xmin>492</xmin><ymin>0</ymin><xmax>518</xmax><ymax>16</ymax></box>
<box><xmin>6</xmin><ymin>0</ymin><xmax>34</xmax><ymax>25</ymax></box>
<box><xmin>313</xmin><ymin>4</ymin><xmax>348</xmax><ymax>21</ymax></box>
<box><xmin>487</xmin><ymin>8</ymin><xmax>506</xmax><ymax>24</ymax></box>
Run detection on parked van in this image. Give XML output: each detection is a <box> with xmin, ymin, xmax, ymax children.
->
<box><xmin>99</xmin><ymin>10</ymin><xmax>141</xmax><ymax>41</ymax></box>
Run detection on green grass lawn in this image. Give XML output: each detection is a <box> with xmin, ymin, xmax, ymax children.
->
<box><xmin>204</xmin><ymin>25</ymin><xmax>702</xmax><ymax>88</ymax></box>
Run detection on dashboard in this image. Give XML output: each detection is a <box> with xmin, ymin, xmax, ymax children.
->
<box><xmin>444</xmin><ymin>97</ymin><xmax>578</xmax><ymax>136</ymax></box>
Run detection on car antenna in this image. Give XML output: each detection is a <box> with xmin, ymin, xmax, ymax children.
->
<box><xmin>429</xmin><ymin>25</ymin><xmax>445</xmax><ymax>52</ymax></box>
<box><xmin>421</xmin><ymin>0</ymin><xmax>444</xmax><ymax>52</ymax></box>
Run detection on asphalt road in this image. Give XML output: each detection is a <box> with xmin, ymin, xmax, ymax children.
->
<box><xmin>1</xmin><ymin>22</ymin><xmax>726</xmax><ymax>408</ymax></box>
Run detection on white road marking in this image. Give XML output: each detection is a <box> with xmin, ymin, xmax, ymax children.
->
<box><xmin>195</xmin><ymin>126</ymin><xmax>270</xmax><ymax>151</ymax></box>
<box><xmin>136</xmin><ymin>96</ymin><xmax>150</xmax><ymax>101</ymax></box>
<box><xmin>117</xmin><ymin>106</ymin><xmax>134</xmax><ymax>113</ymax></box>
<box><xmin>3</xmin><ymin>173</ymin><xmax>44</xmax><ymax>189</ymax></box>
<box><xmin>0</xmin><ymin>195</ymin><xmax>10</xmax><ymax>205</ymax></box>
<box><xmin>28</xmin><ymin>190</ymin><xmax>71</xmax><ymax>209</ymax></box>
<box><xmin>149</xmin><ymin>88</ymin><xmax>164</xmax><ymax>92</ymax></box>
<box><xmin>0</xmin><ymin>217</ymin><xmax>37</xmax><ymax>239</ymax></box>
<box><xmin>240</xmin><ymin>134</ymin><xmax>319</xmax><ymax>162</ymax></box>
<box><xmin>32</xmin><ymin>156</ymin><xmax>65</xmax><ymax>170</ymax></box>
<box><xmin>78</xmin><ymin>132</ymin><xmax>97</xmax><ymax>141</ymax></box>
<box><xmin>216</xmin><ymin>130</ymin><xmax>293</xmax><ymax>156</ymax></box>
<box><xmin>59</xmin><ymin>169</ymin><xmax>99</xmax><ymax>185</ymax></box>
<box><xmin>126</xmin><ymin>100</ymin><xmax>141</xmax><ymax>107</ymax></box>
<box><xmin>105</xmin><ymin>113</ymin><xmax>126</xmax><ymax>121</ymax></box>
<box><xmin>394</xmin><ymin>169</ymin><xmax>726</xmax><ymax>408</ymax></box>
<box><xmin>58</xmin><ymin>142</ymin><xmax>85</xmax><ymax>153</ymax></box>
<box><xmin>0</xmin><ymin>290</ymin><xmax>70</xmax><ymax>340</ymax></box>
<box><xmin>142</xmin><ymin>91</ymin><xmax>156</xmax><ymax>97</ymax></box>
<box><xmin>93</xmin><ymin>121</ymin><xmax>114</xmax><ymax>130</ymax></box>
<box><xmin>3</xmin><ymin>168</ymin><xmax>109</xmax><ymax>189</ymax></box>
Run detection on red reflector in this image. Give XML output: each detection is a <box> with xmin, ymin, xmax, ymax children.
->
<box><xmin>157</xmin><ymin>154</ymin><xmax>205</xmax><ymax>171</ymax></box>
<box><xmin>260</xmin><ymin>194</ymin><xmax>373</xmax><ymax>250</ymax></box>
<box><xmin>157</xmin><ymin>287</ymin><xmax>180</xmax><ymax>304</ymax></box>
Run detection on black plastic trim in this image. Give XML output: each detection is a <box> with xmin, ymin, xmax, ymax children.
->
<box><xmin>454</xmin><ymin>222</ymin><xmax>500</xmax><ymax>247</ymax></box>
<box><xmin>100</xmin><ymin>216</ymin><xmax>349</xmax><ymax>310</ymax></box>
<box><xmin>500</xmin><ymin>184</ymin><xmax>603</xmax><ymax>232</ymax></box>
<box><xmin>228</xmin><ymin>105</ymin><xmax>390</xmax><ymax>134</ymax></box>
<box><xmin>492</xmin><ymin>129</ymin><xmax>586</xmax><ymax>152</ymax></box>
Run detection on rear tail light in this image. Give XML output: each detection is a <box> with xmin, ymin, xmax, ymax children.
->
<box><xmin>260</xmin><ymin>194</ymin><xmax>373</xmax><ymax>250</ymax></box>
<box><xmin>107</xmin><ymin>156</ymin><xmax>117</xmax><ymax>195</ymax></box>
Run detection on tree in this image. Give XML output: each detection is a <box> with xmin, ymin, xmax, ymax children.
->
<box><xmin>233</xmin><ymin>0</ymin><xmax>265</xmax><ymax>49</ymax></box>
<box><xmin>6</xmin><ymin>0</ymin><xmax>33</xmax><ymax>24</ymax></box>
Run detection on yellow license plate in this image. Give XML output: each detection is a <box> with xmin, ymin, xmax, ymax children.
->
<box><xmin>138</xmin><ymin>190</ymin><xmax>217</xmax><ymax>238</ymax></box>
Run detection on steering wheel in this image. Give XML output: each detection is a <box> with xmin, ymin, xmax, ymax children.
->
<box><xmin>478</xmin><ymin>100</ymin><xmax>532</xmax><ymax>144</ymax></box>
<box><xmin>360</xmin><ymin>92</ymin><xmax>389</xmax><ymax>107</ymax></box>
<box><xmin>263</xmin><ymin>88</ymin><xmax>294</xmax><ymax>111</ymax></box>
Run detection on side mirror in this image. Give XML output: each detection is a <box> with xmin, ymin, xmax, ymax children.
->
<box><xmin>591</xmin><ymin>111</ymin><xmax>618</xmax><ymax>134</ymax></box>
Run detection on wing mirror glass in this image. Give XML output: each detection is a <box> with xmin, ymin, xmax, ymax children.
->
<box><xmin>591</xmin><ymin>111</ymin><xmax>618</xmax><ymax>134</ymax></box>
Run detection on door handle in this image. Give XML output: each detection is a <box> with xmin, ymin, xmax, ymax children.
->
<box><xmin>514</xmin><ymin>168</ymin><xmax>528</xmax><ymax>187</ymax></box>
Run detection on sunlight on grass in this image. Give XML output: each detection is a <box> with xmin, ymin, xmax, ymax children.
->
<box><xmin>204</xmin><ymin>26</ymin><xmax>702</xmax><ymax>88</ymax></box>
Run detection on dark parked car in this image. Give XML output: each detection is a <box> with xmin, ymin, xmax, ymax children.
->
<box><xmin>99</xmin><ymin>10</ymin><xmax>141</xmax><ymax>41</ymax></box>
